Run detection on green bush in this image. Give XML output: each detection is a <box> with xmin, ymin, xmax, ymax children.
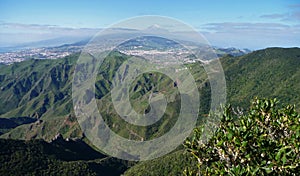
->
<box><xmin>184</xmin><ymin>98</ymin><xmax>300</xmax><ymax>175</ymax></box>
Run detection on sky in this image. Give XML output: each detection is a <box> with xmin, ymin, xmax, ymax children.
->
<box><xmin>0</xmin><ymin>0</ymin><xmax>300</xmax><ymax>49</ymax></box>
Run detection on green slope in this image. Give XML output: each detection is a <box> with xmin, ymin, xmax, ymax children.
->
<box><xmin>0</xmin><ymin>55</ymin><xmax>76</xmax><ymax>117</ymax></box>
<box><xmin>224</xmin><ymin>47</ymin><xmax>300</xmax><ymax>109</ymax></box>
<box><xmin>0</xmin><ymin>55</ymin><xmax>78</xmax><ymax>140</ymax></box>
<box><xmin>0</xmin><ymin>50</ymin><xmax>209</xmax><ymax>141</ymax></box>
<box><xmin>124</xmin><ymin>47</ymin><xmax>300</xmax><ymax>175</ymax></box>
<box><xmin>0</xmin><ymin>138</ymin><xmax>131</xmax><ymax>176</ymax></box>
<box><xmin>124</xmin><ymin>150</ymin><xmax>197</xmax><ymax>176</ymax></box>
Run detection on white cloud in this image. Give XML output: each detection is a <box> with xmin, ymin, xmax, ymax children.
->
<box><xmin>0</xmin><ymin>21</ymin><xmax>299</xmax><ymax>49</ymax></box>
<box><xmin>0</xmin><ymin>23</ymin><xmax>100</xmax><ymax>47</ymax></box>
<box><xmin>200</xmin><ymin>22</ymin><xmax>300</xmax><ymax>49</ymax></box>
<box><xmin>260</xmin><ymin>14</ymin><xmax>287</xmax><ymax>19</ymax></box>
<box><xmin>260</xmin><ymin>5</ymin><xmax>300</xmax><ymax>23</ymax></box>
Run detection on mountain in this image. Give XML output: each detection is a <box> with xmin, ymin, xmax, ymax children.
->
<box><xmin>116</xmin><ymin>36</ymin><xmax>183</xmax><ymax>51</ymax></box>
<box><xmin>124</xmin><ymin>47</ymin><xmax>300</xmax><ymax>175</ymax></box>
<box><xmin>0</xmin><ymin>50</ymin><xmax>212</xmax><ymax>141</ymax></box>
<box><xmin>0</xmin><ymin>47</ymin><xmax>299</xmax><ymax>174</ymax></box>
<box><xmin>0</xmin><ymin>54</ymin><xmax>79</xmax><ymax>140</ymax></box>
<box><xmin>224</xmin><ymin>47</ymin><xmax>300</xmax><ymax>109</ymax></box>
<box><xmin>214</xmin><ymin>47</ymin><xmax>251</xmax><ymax>57</ymax></box>
<box><xmin>0</xmin><ymin>47</ymin><xmax>300</xmax><ymax>140</ymax></box>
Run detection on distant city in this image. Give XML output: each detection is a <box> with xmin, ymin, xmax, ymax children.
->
<box><xmin>0</xmin><ymin>44</ymin><xmax>83</xmax><ymax>65</ymax></box>
<box><xmin>0</xmin><ymin>38</ymin><xmax>250</xmax><ymax>65</ymax></box>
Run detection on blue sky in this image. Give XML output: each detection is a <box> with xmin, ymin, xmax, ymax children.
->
<box><xmin>0</xmin><ymin>0</ymin><xmax>300</xmax><ymax>49</ymax></box>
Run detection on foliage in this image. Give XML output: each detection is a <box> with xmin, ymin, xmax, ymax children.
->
<box><xmin>184</xmin><ymin>98</ymin><xmax>300</xmax><ymax>175</ymax></box>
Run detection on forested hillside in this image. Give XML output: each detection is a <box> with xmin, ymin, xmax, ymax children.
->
<box><xmin>0</xmin><ymin>47</ymin><xmax>299</xmax><ymax>175</ymax></box>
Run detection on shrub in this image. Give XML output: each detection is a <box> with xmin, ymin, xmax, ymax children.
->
<box><xmin>184</xmin><ymin>98</ymin><xmax>300</xmax><ymax>175</ymax></box>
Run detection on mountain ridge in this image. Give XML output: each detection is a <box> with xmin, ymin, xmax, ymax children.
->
<box><xmin>0</xmin><ymin>47</ymin><xmax>299</xmax><ymax>141</ymax></box>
